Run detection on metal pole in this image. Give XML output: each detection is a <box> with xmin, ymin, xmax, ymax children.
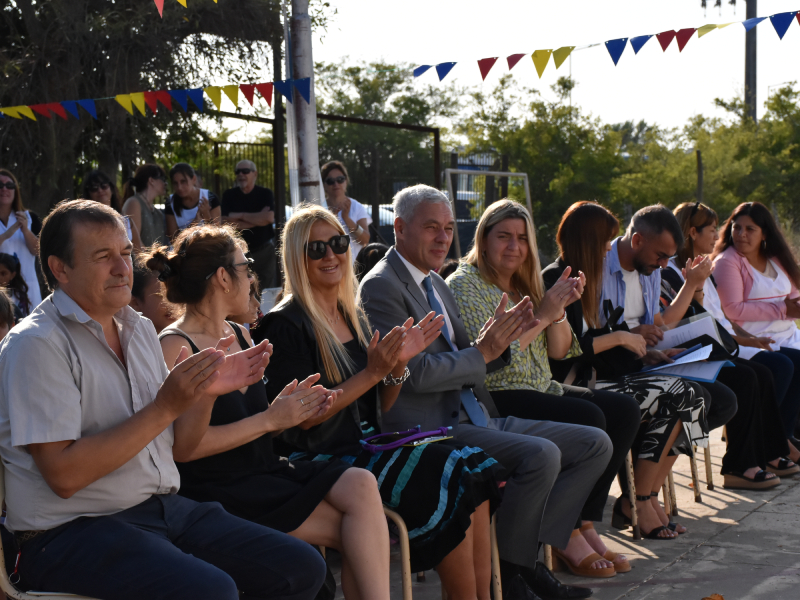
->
<box><xmin>745</xmin><ymin>0</ymin><xmax>758</xmax><ymax>122</ymax></box>
<box><xmin>272</xmin><ymin>41</ymin><xmax>286</xmax><ymax>226</ymax></box>
<box><xmin>290</xmin><ymin>0</ymin><xmax>323</xmax><ymax>204</ymax></box>
<box><xmin>696</xmin><ymin>150</ymin><xmax>703</xmax><ymax>203</ymax></box>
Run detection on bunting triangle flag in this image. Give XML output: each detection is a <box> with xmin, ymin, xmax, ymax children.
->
<box><xmin>718</xmin><ymin>22</ymin><xmax>735</xmax><ymax>29</ymax></box>
<box><xmin>273</xmin><ymin>79</ymin><xmax>294</xmax><ymax>103</ymax></box>
<box><xmin>742</xmin><ymin>16</ymin><xmax>767</xmax><ymax>31</ymax></box>
<box><xmin>553</xmin><ymin>46</ymin><xmax>575</xmax><ymax>69</ymax></box>
<box><xmin>169</xmin><ymin>89</ymin><xmax>189</xmax><ymax>112</ymax></box>
<box><xmin>46</xmin><ymin>102</ymin><xmax>68</xmax><ymax>119</ymax></box>
<box><xmin>205</xmin><ymin>86</ymin><xmax>223</xmax><ymax>109</ymax></box>
<box><xmin>130</xmin><ymin>92</ymin><xmax>147</xmax><ymax>116</ymax></box>
<box><xmin>240</xmin><ymin>84</ymin><xmax>256</xmax><ymax>106</ymax></box>
<box><xmin>187</xmin><ymin>88</ymin><xmax>205</xmax><ymax>111</ymax></box>
<box><xmin>531</xmin><ymin>50</ymin><xmax>552</xmax><ymax>78</ymax></box>
<box><xmin>143</xmin><ymin>91</ymin><xmax>159</xmax><ymax>114</ymax></box>
<box><xmin>675</xmin><ymin>28</ymin><xmax>696</xmax><ymax>51</ymax></box>
<box><xmin>656</xmin><ymin>30</ymin><xmax>676</xmax><ymax>51</ymax></box>
<box><xmin>0</xmin><ymin>107</ymin><xmax>22</xmax><ymax>119</ymax></box>
<box><xmin>293</xmin><ymin>78</ymin><xmax>311</xmax><ymax>103</ymax></box>
<box><xmin>630</xmin><ymin>35</ymin><xmax>652</xmax><ymax>54</ymax></box>
<box><xmin>29</xmin><ymin>104</ymin><xmax>53</xmax><ymax>119</ymax></box>
<box><xmin>61</xmin><ymin>101</ymin><xmax>79</xmax><ymax>119</ymax></box>
<box><xmin>17</xmin><ymin>106</ymin><xmax>36</xmax><ymax>120</ymax></box>
<box><xmin>435</xmin><ymin>62</ymin><xmax>456</xmax><ymax>81</ymax></box>
<box><xmin>477</xmin><ymin>57</ymin><xmax>498</xmax><ymax>80</ymax></box>
<box><xmin>413</xmin><ymin>65</ymin><xmax>432</xmax><ymax>78</ymax></box>
<box><xmin>223</xmin><ymin>84</ymin><xmax>239</xmax><ymax>107</ymax></box>
<box><xmin>154</xmin><ymin>0</ymin><xmax>164</xmax><ymax>18</ymax></box>
<box><xmin>77</xmin><ymin>99</ymin><xmax>97</xmax><ymax>119</ymax></box>
<box><xmin>697</xmin><ymin>24</ymin><xmax>718</xmax><ymax>38</ymax></box>
<box><xmin>255</xmin><ymin>83</ymin><xmax>274</xmax><ymax>108</ymax></box>
<box><xmin>155</xmin><ymin>91</ymin><xmax>173</xmax><ymax>111</ymax></box>
<box><xmin>506</xmin><ymin>53</ymin><xmax>526</xmax><ymax>70</ymax></box>
<box><xmin>605</xmin><ymin>38</ymin><xmax>628</xmax><ymax>66</ymax></box>
<box><xmin>770</xmin><ymin>12</ymin><xmax>796</xmax><ymax>39</ymax></box>
<box><xmin>115</xmin><ymin>94</ymin><xmax>134</xmax><ymax>115</ymax></box>
<box><xmin>176</xmin><ymin>0</ymin><xmax>187</xmax><ymax>6</ymax></box>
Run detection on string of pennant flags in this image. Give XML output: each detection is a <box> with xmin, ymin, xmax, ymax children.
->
<box><xmin>152</xmin><ymin>0</ymin><xmax>216</xmax><ymax>18</ymax></box>
<box><xmin>0</xmin><ymin>78</ymin><xmax>310</xmax><ymax>122</ymax></box>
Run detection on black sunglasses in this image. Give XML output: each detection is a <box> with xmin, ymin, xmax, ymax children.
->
<box><xmin>88</xmin><ymin>183</ymin><xmax>110</xmax><ymax>193</ymax></box>
<box><xmin>235</xmin><ymin>168</ymin><xmax>254</xmax><ymax>175</ymax></box>
<box><xmin>205</xmin><ymin>258</ymin><xmax>255</xmax><ymax>280</ymax></box>
<box><xmin>325</xmin><ymin>176</ymin><xmax>347</xmax><ymax>186</ymax></box>
<box><xmin>0</xmin><ymin>181</ymin><xmax>16</xmax><ymax>190</ymax></box>
<box><xmin>305</xmin><ymin>235</ymin><xmax>350</xmax><ymax>260</ymax></box>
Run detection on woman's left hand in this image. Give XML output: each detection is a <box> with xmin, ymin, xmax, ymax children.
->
<box><xmin>396</xmin><ymin>311</ymin><xmax>445</xmax><ymax>364</ymax></box>
<box><xmin>198</xmin><ymin>197</ymin><xmax>211</xmax><ymax>220</ymax></box>
<box><xmin>14</xmin><ymin>211</ymin><xmax>28</xmax><ymax>232</ymax></box>
<box><xmin>197</xmin><ymin>338</ymin><xmax>273</xmax><ymax>397</ymax></box>
<box><xmin>564</xmin><ymin>271</ymin><xmax>585</xmax><ymax>307</ymax></box>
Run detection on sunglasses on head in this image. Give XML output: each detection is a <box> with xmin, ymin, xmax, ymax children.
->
<box><xmin>235</xmin><ymin>168</ymin><xmax>254</xmax><ymax>175</ymax></box>
<box><xmin>0</xmin><ymin>181</ymin><xmax>16</xmax><ymax>190</ymax></box>
<box><xmin>305</xmin><ymin>235</ymin><xmax>350</xmax><ymax>260</ymax></box>
<box><xmin>325</xmin><ymin>176</ymin><xmax>347</xmax><ymax>186</ymax></box>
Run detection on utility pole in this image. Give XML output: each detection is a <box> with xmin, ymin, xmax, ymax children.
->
<box><xmin>290</xmin><ymin>0</ymin><xmax>323</xmax><ymax>204</ymax></box>
<box><xmin>745</xmin><ymin>0</ymin><xmax>758</xmax><ymax>122</ymax></box>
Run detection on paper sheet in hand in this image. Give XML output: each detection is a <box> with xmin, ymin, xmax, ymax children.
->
<box><xmin>640</xmin><ymin>345</ymin><xmax>712</xmax><ymax>373</ymax></box>
<box><xmin>653</xmin><ymin>316</ymin><xmax>722</xmax><ymax>351</ymax></box>
<box><xmin>657</xmin><ymin>360</ymin><xmax>734</xmax><ymax>383</ymax></box>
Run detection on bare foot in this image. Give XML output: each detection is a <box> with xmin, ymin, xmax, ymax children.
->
<box><xmin>649</xmin><ymin>494</ymin><xmax>686</xmax><ymax>534</ymax></box>
<box><xmin>580</xmin><ymin>522</ymin><xmax>628</xmax><ymax>568</ymax></box>
<box><xmin>621</xmin><ymin>497</ymin><xmax>676</xmax><ymax>538</ymax></box>
<box><xmin>561</xmin><ymin>529</ymin><xmax>613</xmax><ymax>570</ymax></box>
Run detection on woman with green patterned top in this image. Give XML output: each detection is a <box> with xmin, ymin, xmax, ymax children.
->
<box><xmin>447</xmin><ymin>200</ymin><xmax>642</xmax><ymax>578</ymax></box>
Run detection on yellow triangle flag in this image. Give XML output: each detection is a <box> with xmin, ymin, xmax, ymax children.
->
<box><xmin>115</xmin><ymin>95</ymin><xmax>134</xmax><ymax>115</ymax></box>
<box><xmin>176</xmin><ymin>0</ymin><xmax>187</xmax><ymax>7</ymax></box>
<box><xmin>205</xmin><ymin>86</ymin><xmax>222</xmax><ymax>110</ymax></box>
<box><xmin>553</xmin><ymin>46</ymin><xmax>575</xmax><ymax>69</ymax></box>
<box><xmin>223</xmin><ymin>84</ymin><xmax>239</xmax><ymax>107</ymax></box>
<box><xmin>697</xmin><ymin>24</ymin><xmax>718</xmax><ymax>38</ymax></box>
<box><xmin>130</xmin><ymin>92</ymin><xmax>147</xmax><ymax>116</ymax></box>
<box><xmin>17</xmin><ymin>106</ymin><xmax>36</xmax><ymax>121</ymax></box>
<box><xmin>531</xmin><ymin>50</ymin><xmax>552</xmax><ymax>78</ymax></box>
<box><xmin>717</xmin><ymin>22</ymin><xmax>734</xmax><ymax>29</ymax></box>
<box><xmin>0</xmin><ymin>107</ymin><xmax>22</xmax><ymax>119</ymax></box>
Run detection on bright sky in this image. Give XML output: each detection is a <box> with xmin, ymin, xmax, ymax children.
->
<box><xmin>310</xmin><ymin>0</ymin><xmax>800</xmax><ymax>131</ymax></box>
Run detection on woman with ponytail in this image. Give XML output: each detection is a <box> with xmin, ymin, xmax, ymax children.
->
<box><xmin>122</xmin><ymin>164</ymin><xmax>168</xmax><ymax>249</ymax></box>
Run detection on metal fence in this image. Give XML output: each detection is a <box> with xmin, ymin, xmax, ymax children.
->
<box><xmin>193</xmin><ymin>142</ymin><xmax>275</xmax><ymax>200</ymax></box>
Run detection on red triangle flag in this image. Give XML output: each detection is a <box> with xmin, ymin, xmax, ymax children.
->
<box><xmin>143</xmin><ymin>92</ymin><xmax>159</xmax><ymax>114</ymax></box>
<box><xmin>240</xmin><ymin>84</ymin><xmax>257</xmax><ymax>106</ymax></box>
<box><xmin>255</xmin><ymin>83</ymin><xmax>274</xmax><ymax>108</ymax></box>
<box><xmin>477</xmin><ymin>58</ymin><xmax>498</xmax><ymax>81</ymax></box>
<box><xmin>45</xmin><ymin>102</ymin><xmax>67</xmax><ymax>119</ymax></box>
<box><xmin>155</xmin><ymin>91</ymin><xmax>173</xmax><ymax>111</ymax></box>
<box><xmin>29</xmin><ymin>104</ymin><xmax>53</xmax><ymax>119</ymax></box>
<box><xmin>675</xmin><ymin>28</ymin><xmax>696</xmax><ymax>52</ymax></box>
<box><xmin>153</xmin><ymin>0</ymin><xmax>164</xmax><ymax>18</ymax></box>
<box><xmin>656</xmin><ymin>30</ymin><xmax>676</xmax><ymax>51</ymax></box>
<box><xmin>507</xmin><ymin>54</ymin><xmax>525</xmax><ymax>71</ymax></box>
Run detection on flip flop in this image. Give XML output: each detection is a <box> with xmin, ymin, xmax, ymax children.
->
<box><xmin>723</xmin><ymin>470</ymin><xmax>781</xmax><ymax>490</ymax></box>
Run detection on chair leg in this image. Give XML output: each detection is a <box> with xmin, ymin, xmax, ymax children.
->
<box><xmin>668</xmin><ymin>469</ymin><xmax>679</xmax><ymax>516</ymax></box>
<box><xmin>384</xmin><ymin>507</ymin><xmax>413</xmax><ymax>600</ymax></box>
<box><xmin>543</xmin><ymin>544</ymin><xmax>553</xmax><ymax>571</ymax></box>
<box><xmin>624</xmin><ymin>451</ymin><xmax>641</xmax><ymax>540</ymax></box>
<box><xmin>690</xmin><ymin>447</ymin><xmax>703</xmax><ymax>503</ymax></box>
<box><xmin>417</xmin><ymin>572</ymin><xmax>426</xmax><ymax>582</ymax></box>
<box><xmin>704</xmin><ymin>445</ymin><xmax>715</xmax><ymax>490</ymax></box>
<box><xmin>661</xmin><ymin>477</ymin><xmax>671</xmax><ymax>516</ymax></box>
<box><xmin>490</xmin><ymin>516</ymin><xmax>503</xmax><ymax>600</ymax></box>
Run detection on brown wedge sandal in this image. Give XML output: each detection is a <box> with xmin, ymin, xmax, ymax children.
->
<box><xmin>578</xmin><ymin>523</ymin><xmax>631</xmax><ymax>573</ymax></box>
<box><xmin>551</xmin><ymin>530</ymin><xmax>616</xmax><ymax>579</ymax></box>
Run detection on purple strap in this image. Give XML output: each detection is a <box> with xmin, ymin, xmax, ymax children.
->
<box><xmin>359</xmin><ymin>426</ymin><xmax>451</xmax><ymax>455</ymax></box>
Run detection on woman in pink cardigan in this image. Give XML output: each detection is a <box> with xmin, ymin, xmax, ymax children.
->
<box><xmin>714</xmin><ymin>201</ymin><xmax>800</xmax><ymax>441</ymax></box>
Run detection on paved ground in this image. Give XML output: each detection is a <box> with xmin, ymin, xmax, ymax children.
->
<box><xmin>330</xmin><ymin>428</ymin><xmax>800</xmax><ymax>599</ymax></box>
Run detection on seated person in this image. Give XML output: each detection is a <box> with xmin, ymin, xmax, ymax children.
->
<box><xmin>228</xmin><ymin>275</ymin><xmax>264</xmax><ymax>329</ymax></box>
<box><xmin>0</xmin><ymin>200</ymin><xmax>324</xmax><ymax>600</ymax></box>
<box><xmin>166</xmin><ymin>162</ymin><xmax>221</xmax><ymax>239</ymax></box>
<box><xmin>262</xmin><ymin>206</ymin><xmax>502</xmax><ymax>600</ymax></box>
<box><xmin>354</xmin><ymin>242</ymin><xmax>389</xmax><ymax>281</ymax></box>
<box><xmin>149</xmin><ymin>224</ymin><xmax>392</xmax><ymax>600</ymax></box>
<box><xmin>359</xmin><ymin>184</ymin><xmax>613</xmax><ymax>600</ymax></box>
<box><xmin>129</xmin><ymin>262</ymin><xmax>176</xmax><ymax>333</ymax></box>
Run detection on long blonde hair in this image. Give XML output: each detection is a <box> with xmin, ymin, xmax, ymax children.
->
<box><xmin>464</xmin><ymin>199</ymin><xmax>545</xmax><ymax>305</ymax></box>
<box><xmin>277</xmin><ymin>204</ymin><xmax>371</xmax><ymax>383</ymax></box>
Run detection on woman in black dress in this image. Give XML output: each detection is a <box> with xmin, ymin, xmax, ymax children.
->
<box><xmin>145</xmin><ymin>224</ymin><xmax>393</xmax><ymax>600</ymax></box>
<box><xmin>259</xmin><ymin>205</ymin><xmax>504</xmax><ymax>600</ymax></box>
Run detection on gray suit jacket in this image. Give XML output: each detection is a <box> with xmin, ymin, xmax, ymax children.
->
<box><xmin>358</xmin><ymin>248</ymin><xmax>507</xmax><ymax>432</ymax></box>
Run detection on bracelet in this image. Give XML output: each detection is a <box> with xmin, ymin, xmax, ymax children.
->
<box><xmin>382</xmin><ymin>367</ymin><xmax>410</xmax><ymax>386</ymax></box>
<box><xmin>551</xmin><ymin>311</ymin><xmax>567</xmax><ymax>325</ymax></box>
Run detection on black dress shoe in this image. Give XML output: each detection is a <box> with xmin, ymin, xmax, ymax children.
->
<box><xmin>502</xmin><ymin>573</ymin><xmax>542</xmax><ymax>600</ymax></box>
<box><xmin>522</xmin><ymin>561</ymin><xmax>593</xmax><ymax>600</ymax></box>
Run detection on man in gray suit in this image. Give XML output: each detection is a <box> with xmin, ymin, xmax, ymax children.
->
<box><xmin>359</xmin><ymin>185</ymin><xmax>612</xmax><ymax>600</ymax></box>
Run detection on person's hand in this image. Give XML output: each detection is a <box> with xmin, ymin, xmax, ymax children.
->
<box><xmin>197</xmin><ymin>197</ymin><xmax>211</xmax><ymax>221</ymax></box>
<box><xmin>14</xmin><ymin>211</ymin><xmax>28</xmax><ymax>232</ymax></box>
<box><xmin>663</xmin><ymin>347</ymin><xmax>684</xmax><ymax>358</ymax></box>
<box><xmin>201</xmin><ymin>338</ymin><xmax>272</xmax><ymax>397</ymax></box>
<box><xmin>683</xmin><ymin>255</ymin><xmax>714</xmax><ymax>290</ymax></box>
<box><xmin>564</xmin><ymin>271</ymin><xmax>586</xmax><ymax>308</ymax></box>
<box><xmin>365</xmin><ymin>319</ymin><xmax>411</xmax><ymax>378</ymax></box>
<box><xmin>739</xmin><ymin>336</ymin><xmax>775</xmax><ymax>350</ymax></box>
<box><xmin>630</xmin><ymin>324</ymin><xmax>664</xmax><ymax>347</ymax></box>
<box><xmin>340</xmin><ymin>196</ymin><xmax>351</xmax><ymax>217</ymax></box>
<box><xmin>617</xmin><ymin>331</ymin><xmax>647</xmax><ymax>357</ymax></box>
<box><xmin>474</xmin><ymin>293</ymin><xmax>528</xmax><ymax>363</ymax></box>
<box><xmin>641</xmin><ymin>349</ymin><xmax>674</xmax><ymax>366</ymax></box>
<box><xmin>536</xmin><ymin>267</ymin><xmax>579</xmax><ymax>323</ymax></box>
<box><xmin>265</xmin><ymin>374</ymin><xmax>333</xmax><ymax>430</ymax></box>
<box><xmin>785</xmin><ymin>297</ymin><xmax>800</xmax><ymax>319</ymax></box>
<box><xmin>396</xmin><ymin>311</ymin><xmax>445</xmax><ymax>364</ymax></box>
<box><xmin>154</xmin><ymin>347</ymin><xmax>227</xmax><ymax>418</ymax></box>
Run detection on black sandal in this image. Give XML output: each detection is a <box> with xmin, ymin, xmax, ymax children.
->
<box><xmin>723</xmin><ymin>469</ymin><xmax>781</xmax><ymax>490</ymax></box>
<box><xmin>767</xmin><ymin>457</ymin><xmax>800</xmax><ymax>477</ymax></box>
<box><xmin>636</xmin><ymin>495</ymin><xmax>674</xmax><ymax>540</ymax></box>
<box><xmin>611</xmin><ymin>496</ymin><xmax>631</xmax><ymax>530</ymax></box>
<box><xmin>650</xmin><ymin>492</ymin><xmax>686</xmax><ymax>534</ymax></box>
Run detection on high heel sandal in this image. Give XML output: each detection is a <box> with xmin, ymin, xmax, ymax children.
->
<box><xmin>611</xmin><ymin>496</ymin><xmax>631</xmax><ymax>530</ymax></box>
<box><xmin>579</xmin><ymin>522</ymin><xmax>631</xmax><ymax>573</ymax></box>
<box><xmin>650</xmin><ymin>492</ymin><xmax>685</xmax><ymax>534</ymax></box>
<box><xmin>551</xmin><ymin>530</ymin><xmax>616</xmax><ymax>579</ymax></box>
<box><xmin>633</xmin><ymin>495</ymin><xmax>672</xmax><ymax>540</ymax></box>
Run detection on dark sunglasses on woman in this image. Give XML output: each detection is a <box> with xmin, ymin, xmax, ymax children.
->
<box><xmin>0</xmin><ymin>181</ymin><xmax>16</xmax><ymax>190</ymax></box>
<box><xmin>324</xmin><ymin>176</ymin><xmax>347</xmax><ymax>186</ymax></box>
<box><xmin>88</xmin><ymin>183</ymin><xmax>111</xmax><ymax>193</ymax></box>
<box><xmin>305</xmin><ymin>235</ymin><xmax>350</xmax><ymax>260</ymax></box>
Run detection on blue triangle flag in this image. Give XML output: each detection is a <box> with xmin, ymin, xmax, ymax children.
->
<box><xmin>435</xmin><ymin>62</ymin><xmax>456</xmax><ymax>81</ymax></box>
<box><xmin>187</xmin><ymin>88</ymin><xmax>204</xmax><ymax>111</ymax></box>
<box><xmin>413</xmin><ymin>65</ymin><xmax>432</xmax><ymax>78</ymax></box>
<box><xmin>742</xmin><ymin>16</ymin><xmax>767</xmax><ymax>31</ymax></box>
<box><xmin>169</xmin><ymin>90</ymin><xmax>189</xmax><ymax>112</ymax></box>
<box><xmin>273</xmin><ymin>79</ymin><xmax>294</xmax><ymax>104</ymax></box>
<box><xmin>630</xmin><ymin>35</ymin><xmax>653</xmax><ymax>54</ymax></box>
<box><xmin>77</xmin><ymin>99</ymin><xmax>97</xmax><ymax>119</ymax></box>
<box><xmin>605</xmin><ymin>38</ymin><xmax>628</xmax><ymax>66</ymax></box>
<box><xmin>61</xmin><ymin>101</ymin><xmax>80</xmax><ymax>119</ymax></box>
<box><xmin>293</xmin><ymin>78</ymin><xmax>311</xmax><ymax>103</ymax></box>
<box><xmin>769</xmin><ymin>12</ymin><xmax>796</xmax><ymax>39</ymax></box>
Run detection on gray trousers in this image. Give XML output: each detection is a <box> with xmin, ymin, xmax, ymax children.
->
<box><xmin>456</xmin><ymin>416</ymin><xmax>612</xmax><ymax>569</ymax></box>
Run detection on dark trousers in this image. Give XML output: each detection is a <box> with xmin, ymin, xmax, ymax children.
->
<box><xmin>700</xmin><ymin>380</ymin><xmax>738</xmax><ymax>432</ymax></box>
<box><xmin>249</xmin><ymin>240</ymin><xmax>276</xmax><ymax>289</ymax></box>
<box><xmin>751</xmin><ymin>348</ymin><xmax>800</xmax><ymax>438</ymax></box>
<box><xmin>715</xmin><ymin>357</ymin><xmax>790</xmax><ymax>474</ymax></box>
<box><xmin>18</xmin><ymin>495</ymin><xmax>326</xmax><ymax>600</ymax></box>
<box><xmin>491</xmin><ymin>385</ymin><xmax>640</xmax><ymax>523</ymax></box>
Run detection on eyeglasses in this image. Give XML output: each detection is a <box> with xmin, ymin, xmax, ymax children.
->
<box><xmin>0</xmin><ymin>181</ymin><xmax>16</xmax><ymax>190</ymax></box>
<box><xmin>324</xmin><ymin>176</ymin><xmax>347</xmax><ymax>186</ymax></box>
<box><xmin>235</xmin><ymin>168</ymin><xmax>254</xmax><ymax>175</ymax></box>
<box><xmin>205</xmin><ymin>258</ymin><xmax>255</xmax><ymax>280</ymax></box>
<box><xmin>305</xmin><ymin>235</ymin><xmax>350</xmax><ymax>260</ymax></box>
<box><xmin>88</xmin><ymin>183</ymin><xmax>110</xmax><ymax>193</ymax></box>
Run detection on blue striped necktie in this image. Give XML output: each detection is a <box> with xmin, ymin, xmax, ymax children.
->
<box><xmin>422</xmin><ymin>275</ymin><xmax>488</xmax><ymax>427</ymax></box>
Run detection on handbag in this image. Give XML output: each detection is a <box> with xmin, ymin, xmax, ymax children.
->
<box><xmin>359</xmin><ymin>426</ymin><xmax>453</xmax><ymax>455</ymax></box>
<box><xmin>583</xmin><ymin>300</ymin><xmax>644</xmax><ymax>381</ymax></box>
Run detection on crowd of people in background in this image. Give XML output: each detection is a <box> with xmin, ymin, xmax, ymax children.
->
<box><xmin>2</xmin><ymin>157</ymin><xmax>800</xmax><ymax>600</ymax></box>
